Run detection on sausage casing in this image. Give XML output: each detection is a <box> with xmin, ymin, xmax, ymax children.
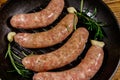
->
<box><xmin>10</xmin><ymin>0</ymin><xmax>64</xmax><ymax>29</ymax></box>
<box><xmin>14</xmin><ymin>13</ymin><xmax>78</xmax><ymax>48</ymax></box>
<box><xmin>22</xmin><ymin>27</ymin><xmax>89</xmax><ymax>72</ymax></box>
<box><xmin>33</xmin><ymin>45</ymin><xmax>104</xmax><ymax>80</ymax></box>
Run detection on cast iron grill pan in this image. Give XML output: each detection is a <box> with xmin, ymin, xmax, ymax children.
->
<box><xmin>0</xmin><ymin>0</ymin><xmax>120</xmax><ymax>80</ymax></box>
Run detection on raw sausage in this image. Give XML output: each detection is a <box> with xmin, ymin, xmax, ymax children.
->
<box><xmin>22</xmin><ymin>27</ymin><xmax>89</xmax><ymax>72</ymax></box>
<box><xmin>10</xmin><ymin>0</ymin><xmax>64</xmax><ymax>29</ymax></box>
<box><xmin>14</xmin><ymin>13</ymin><xmax>78</xmax><ymax>48</ymax></box>
<box><xmin>33</xmin><ymin>42</ymin><xmax>104</xmax><ymax>80</ymax></box>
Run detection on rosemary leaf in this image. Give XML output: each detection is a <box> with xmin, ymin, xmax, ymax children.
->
<box><xmin>12</xmin><ymin>53</ymin><xmax>21</xmax><ymax>60</ymax></box>
<box><xmin>90</xmin><ymin>8</ymin><xmax>97</xmax><ymax>18</ymax></box>
<box><xmin>22</xmin><ymin>51</ymin><xmax>28</xmax><ymax>57</ymax></box>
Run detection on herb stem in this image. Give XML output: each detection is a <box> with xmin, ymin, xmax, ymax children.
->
<box><xmin>7</xmin><ymin>43</ymin><xmax>22</xmax><ymax>75</ymax></box>
<box><xmin>80</xmin><ymin>0</ymin><xmax>84</xmax><ymax>12</ymax></box>
<box><xmin>73</xmin><ymin>14</ymin><xmax>77</xmax><ymax>30</ymax></box>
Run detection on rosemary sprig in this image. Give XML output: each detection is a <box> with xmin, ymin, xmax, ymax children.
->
<box><xmin>5</xmin><ymin>42</ymin><xmax>32</xmax><ymax>78</ymax></box>
<box><xmin>76</xmin><ymin>0</ymin><xmax>104</xmax><ymax>40</ymax></box>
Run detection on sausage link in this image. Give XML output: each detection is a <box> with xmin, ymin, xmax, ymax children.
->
<box><xmin>22</xmin><ymin>27</ymin><xmax>89</xmax><ymax>72</ymax></box>
<box><xmin>33</xmin><ymin>45</ymin><xmax>104</xmax><ymax>80</ymax></box>
<box><xmin>14</xmin><ymin>13</ymin><xmax>78</xmax><ymax>48</ymax></box>
<box><xmin>10</xmin><ymin>0</ymin><xmax>64</xmax><ymax>29</ymax></box>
